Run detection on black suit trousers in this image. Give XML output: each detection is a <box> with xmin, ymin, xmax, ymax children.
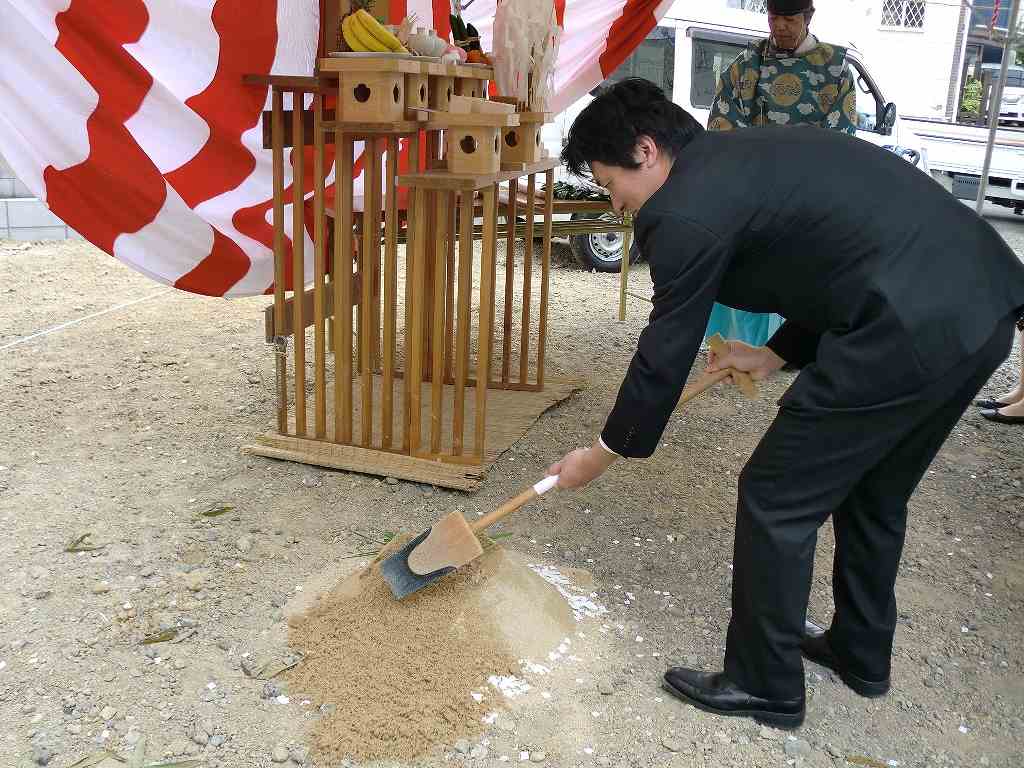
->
<box><xmin>723</xmin><ymin>314</ymin><xmax>1016</xmax><ymax>700</ymax></box>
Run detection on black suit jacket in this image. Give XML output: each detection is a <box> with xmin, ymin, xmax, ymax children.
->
<box><xmin>602</xmin><ymin>127</ymin><xmax>1024</xmax><ymax>458</ymax></box>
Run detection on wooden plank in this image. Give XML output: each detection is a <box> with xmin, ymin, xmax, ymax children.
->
<box><xmin>430</xmin><ymin>193</ymin><xmax>448</xmax><ymax>453</ymax></box>
<box><xmin>537</xmin><ymin>168</ymin><xmax>554</xmax><ymax>388</ymax></box>
<box><xmin>312</xmin><ymin>93</ymin><xmax>327</xmax><ymax>439</ymax></box>
<box><xmin>244</xmin><ymin>73</ymin><xmax>326</xmax><ymax>91</ymax></box>
<box><xmin>413</xmin><ymin>111</ymin><xmax>520</xmax><ymax>128</ymax></box>
<box><xmin>382</xmin><ymin>136</ymin><xmax>399</xmax><ymax>449</ymax></box>
<box><xmin>502</xmin><ymin>177</ymin><xmax>518</xmax><ymax>384</ymax></box>
<box><xmin>519</xmin><ymin>173</ymin><xmax>536</xmax><ymax>385</ymax></box>
<box><xmin>319</xmin><ymin>57</ymin><xmax>425</xmax><ymax>74</ymax></box>
<box><xmin>360</xmin><ymin>139</ymin><xmax>378</xmax><ymax>447</ymax></box>
<box><xmin>453</xmin><ymin>193</ymin><xmax>473</xmax><ymax>455</ymax></box>
<box><xmin>407</xmin><ymin>187</ymin><xmax>428</xmax><ymax>454</ymax></box>
<box><xmin>397</xmin><ymin>157</ymin><xmax>559</xmax><ymax>190</ymax></box>
<box><xmin>291</xmin><ymin>95</ymin><xmax>307</xmax><ymax>437</ymax></box>
<box><xmin>264</xmin><ymin>276</ymin><xmax>361</xmax><ymax>342</ymax></box>
<box><xmin>474</xmin><ymin>185</ymin><xmax>498</xmax><ymax>458</ymax></box>
<box><xmin>319</xmin><ymin>120</ymin><xmax>422</xmax><ymax>136</ymax></box>
<box><xmin>335</xmin><ymin>135</ymin><xmax>355</xmax><ymax>445</ymax></box>
<box><xmin>246</xmin><ymin>433</ymin><xmax>484</xmax><ymax>491</ymax></box>
<box><xmin>272</xmin><ymin>89</ymin><xmax>288</xmax><ymax>435</ymax></box>
<box><xmin>259</xmin><ymin>107</ymin><xmax>334</xmax><ymax>149</ymax></box>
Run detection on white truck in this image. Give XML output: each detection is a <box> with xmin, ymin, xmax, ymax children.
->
<box><xmin>546</xmin><ymin>5</ymin><xmax>930</xmax><ymax>271</ymax></box>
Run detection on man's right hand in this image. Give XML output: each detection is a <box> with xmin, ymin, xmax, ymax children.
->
<box><xmin>706</xmin><ymin>339</ymin><xmax>786</xmax><ymax>381</ymax></box>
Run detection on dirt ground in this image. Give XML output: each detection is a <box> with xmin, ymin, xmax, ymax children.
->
<box><xmin>0</xmin><ymin>211</ymin><xmax>1022</xmax><ymax>768</ymax></box>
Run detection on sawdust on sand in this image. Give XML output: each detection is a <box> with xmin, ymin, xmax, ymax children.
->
<box><xmin>285</xmin><ymin>537</ymin><xmax>575</xmax><ymax>763</ymax></box>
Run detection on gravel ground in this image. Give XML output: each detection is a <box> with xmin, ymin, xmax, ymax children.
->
<box><xmin>0</xmin><ymin>205</ymin><xmax>1021</xmax><ymax>768</ymax></box>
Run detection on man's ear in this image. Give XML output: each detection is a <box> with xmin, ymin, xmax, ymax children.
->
<box><xmin>635</xmin><ymin>135</ymin><xmax>659</xmax><ymax>168</ymax></box>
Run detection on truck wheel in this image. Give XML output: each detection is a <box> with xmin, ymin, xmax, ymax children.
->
<box><xmin>569</xmin><ymin>213</ymin><xmax>641</xmax><ymax>272</ymax></box>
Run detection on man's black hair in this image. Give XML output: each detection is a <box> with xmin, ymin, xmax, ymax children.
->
<box><xmin>561</xmin><ymin>77</ymin><xmax>704</xmax><ymax>178</ymax></box>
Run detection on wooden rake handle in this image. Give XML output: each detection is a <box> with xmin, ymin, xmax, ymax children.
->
<box><xmin>471</xmin><ymin>475</ymin><xmax>560</xmax><ymax>533</ymax></box>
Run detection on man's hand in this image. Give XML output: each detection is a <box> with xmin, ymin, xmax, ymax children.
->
<box><xmin>549</xmin><ymin>441</ymin><xmax>618</xmax><ymax>489</ymax></box>
<box><xmin>707</xmin><ymin>339</ymin><xmax>786</xmax><ymax>381</ymax></box>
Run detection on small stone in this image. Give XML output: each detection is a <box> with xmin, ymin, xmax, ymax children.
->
<box><xmin>184</xmin><ymin>572</ymin><xmax>204</xmax><ymax>592</ymax></box>
<box><xmin>32</xmin><ymin>745</ymin><xmax>54</xmax><ymax>766</ymax></box>
<box><xmin>28</xmin><ymin>565</ymin><xmax>48</xmax><ymax>580</ymax></box>
<box><xmin>784</xmin><ymin>737</ymin><xmax>813</xmax><ymax>759</ymax></box>
<box><xmin>272</xmin><ymin>745</ymin><xmax>290</xmax><ymax>763</ymax></box>
<box><xmin>661</xmin><ymin>734</ymin><xmax>683</xmax><ymax>752</ymax></box>
<box><xmin>92</xmin><ymin>582</ymin><xmax>111</xmax><ymax>595</ymax></box>
<box><xmin>217</xmin><ymin>639</ymin><xmax>231</xmax><ymax>651</ymax></box>
<box><xmin>189</xmin><ymin>724</ymin><xmax>209</xmax><ymax>746</ymax></box>
<box><xmin>759</xmin><ymin>726</ymin><xmax>775</xmax><ymax>740</ymax></box>
<box><xmin>385</xmin><ymin>476</ymin><xmax>399</xmax><ymax>485</ymax></box>
<box><xmin>235</xmin><ymin>536</ymin><xmax>253</xmax><ymax>553</ymax></box>
<box><xmin>11</xmin><ymin>639</ymin><xmax>27</xmax><ymax>651</ymax></box>
<box><xmin>173</xmin><ymin>659</ymin><xmax>186</xmax><ymax>671</ymax></box>
<box><xmin>826</xmin><ymin>744</ymin><xmax>843</xmax><ymax>758</ymax></box>
<box><xmin>301</xmin><ymin>475</ymin><xmax>322</xmax><ymax>488</ymax></box>
<box><xmin>241</xmin><ymin>657</ymin><xmax>260</xmax><ymax>677</ymax></box>
<box><xmin>290</xmin><ymin>746</ymin><xmax>309</xmax><ymax>764</ymax></box>
<box><xmin>262</xmin><ymin>682</ymin><xmax>282</xmax><ymax>700</ymax></box>
<box><xmin>66</xmin><ymin>723</ymin><xmax>82</xmax><ymax>735</ymax></box>
<box><xmin>139</xmin><ymin>567</ymin><xmax>157</xmax><ymax>578</ymax></box>
<box><xmin>597</xmin><ymin>680</ymin><xmax>614</xmax><ymax>695</ymax></box>
<box><xmin>209</xmin><ymin>734</ymin><xmax>227</xmax><ymax>748</ymax></box>
<box><xmin>667</xmin><ymin>605</ymin><xmax>686</xmax><ymax>618</ymax></box>
<box><xmin>124</xmin><ymin>729</ymin><xmax>142</xmax><ymax>746</ymax></box>
<box><xmin>101</xmin><ymin>706</ymin><xmax>118</xmax><ymax>721</ymax></box>
<box><xmin>469</xmin><ymin>745</ymin><xmax>488</xmax><ymax>760</ymax></box>
<box><xmin>530</xmin><ymin>750</ymin><xmax>547</xmax><ymax>763</ymax></box>
<box><xmin>454</xmin><ymin>738</ymin><xmax>471</xmax><ymax>754</ymax></box>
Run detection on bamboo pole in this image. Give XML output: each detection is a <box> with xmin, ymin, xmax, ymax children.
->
<box><xmin>474</xmin><ymin>185</ymin><xmax>498</xmax><ymax>458</ymax></box>
<box><xmin>453</xmin><ymin>192</ymin><xmax>473</xmax><ymax>455</ymax></box>
<box><xmin>519</xmin><ymin>173</ymin><xmax>536</xmax><ymax>385</ymax></box>
<box><xmin>502</xmin><ymin>178</ymin><xmax>518</xmax><ymax>384</ymax></box>
<box><xmin>360</xmin><ymin>139</ymin><xmax>379</xmax><ymax>447</ymax></box>
<box><xmin>334</xmin><ymin>135</ymin><xmax>354</xmax><ymax>444</ymax></box>
<box><xmin>408</xmin><ymin>186</ymin><xmax>428</xmax><ymax>454</ymax></box>
<box><xmin>271</xmin><ymin>89</ymin><xmax>288</xmax><ymax>434</ymax></box>
<box><xmin>537</xmin><ymin>168</ymin><xmax>554</xmax><ymax>389</ymax></box>
<box><xmin>382</xmin><ymin>136</ymin><xmax>399</xmax><ymax>449</ymax></box>
<box><xmin>312</xmin><ymin>92</ymin><xmax>327</xmax><ymax>438</ymax></box>
<box><xmin>291</xmin><ymin>94</ymin><xmax>307</xmax><ymax>437</ymax></box>
<box><xmin>430</xmin><ymin>193</ymin><xmax>448</xmax><ymax>453</ymax></box>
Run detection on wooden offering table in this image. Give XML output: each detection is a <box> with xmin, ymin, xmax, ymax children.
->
<box><xmin>243</xmin><ymin>60</ymin><xmax>579</xmax><ymax>490</ymax></box>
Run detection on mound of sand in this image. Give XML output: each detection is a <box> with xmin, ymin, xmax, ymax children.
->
<box><xmin>284</xmin><ymin>539</ymin><xmax>576</xmax><ymax>763</ymax></box>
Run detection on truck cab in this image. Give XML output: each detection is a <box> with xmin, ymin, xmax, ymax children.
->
<box><xmin>549</xmin><ymin>6</ymin><xmax>929</xmax><ymax>270</ymax></box>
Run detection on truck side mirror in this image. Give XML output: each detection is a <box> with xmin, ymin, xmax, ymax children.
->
<box><xmin>879</xmin><ymin>102</ymin><xmax>897</xmax><ymax>136</ymax></box>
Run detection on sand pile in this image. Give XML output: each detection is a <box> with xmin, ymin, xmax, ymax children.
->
<box><xmin>284</xmin><ymin>538</ymin><xmax>576</xmax><ymax>763</ymax></box>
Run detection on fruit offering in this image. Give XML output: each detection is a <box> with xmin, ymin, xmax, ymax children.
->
<box><xmin>341</xmin><ymin>8</ymin><xmax>408</xmax><ymax>53</ymax></box>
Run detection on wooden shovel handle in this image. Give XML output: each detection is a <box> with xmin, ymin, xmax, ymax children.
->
<box><xmin>706</xmin><ymin>333</ymin><xmax>759</xmax><ymax>399</ymax></box>
<box><xmin>471</xmin><ymin>475</ymin><xmax>559</xmax><ymax>532</ymax></box>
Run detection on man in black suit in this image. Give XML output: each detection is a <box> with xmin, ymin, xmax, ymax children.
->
<box><xmin>549</xmin><ymin>78</ymin><xmax>1024</xmax><ymax>729</ymax></box>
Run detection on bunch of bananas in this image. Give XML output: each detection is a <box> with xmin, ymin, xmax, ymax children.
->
<box><xmin>342</xmin><ymin>10</ymin><xmax>408</xmax><ymax>54</ymax></box>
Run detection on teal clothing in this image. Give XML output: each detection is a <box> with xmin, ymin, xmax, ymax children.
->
<box><xmin>705</xmin><ymin>37</ymin><xmax>857</xmax><ymax>346</ymax></box>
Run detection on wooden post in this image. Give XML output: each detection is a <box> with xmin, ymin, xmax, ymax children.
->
<box><xmin>271</xmin><ymin>88</ymin><xmax>288</xmax><ymax>435</ymax></box>
<box><xmin>502</xmin><ymin>177</ymin><xmax>518</xmax><ymax>384</ymax></box>
<box><xmin>360</xmin><ymin>139</ymin><xmax>379</xmax><ymax>447</ymax></box>
<box><xmin>519</xmin><ymin>173</ymin><xmax>536</xmax><ymax>384</ymax></box>
<box><xmin>408</xmin><ymin>186</ymin><xmax>428</xmax><ymax>454</ymax></box>
<box><xmin>619</xmin><ymin>212</ymin><xmax>632</xmax><ymax>322</ymax></box>
<box><xmin>403</xmin><ymin>134</ymin><xmax>420</xmax><ymax>453</ymax></box>
<box><xmin>444</xmin><ymin>191</ymin><xmax>456</xmax><ymax>384</ymax></box>
<box><xmin>453</xmin><ymin>191</ymin><xmax>473</xmax><ymax>455</ymax></box>
<box><xmin>537</xmin><ymin>168</ymin><xmax>554</xmax><ymax>389</ymax></box>
<box><xmin>312</xmin><ymin>92</ymin><xmax>327</xmax><ymax>439</ymax></box>
<box><xmin>334</xmin><ymin>135</ymin><xmax>354</xmax><ymax>445</ymax></box>
<box><xmin>474</xmin><ymin>185</ymin><xmax>498</xmax><ymax>458</ymax></box>
<box><xmin>430</xmin><ymin>193</ymin><xmax>448</xmax><ymax>452</ymax></box>
<box><xmin>291</xmin><ymin>93</ymin><xmax>307</xmax><ymax>437</ymax></box>
<box><xmin>382</xmin><ymin>136</ymin><xmax>399</xmax><ymax>449</ymax></box>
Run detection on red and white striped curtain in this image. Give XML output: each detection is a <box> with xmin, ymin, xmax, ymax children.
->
<box><xmin>0</xmin><ymin>0</ymin><xmax>671</xmax><ymax>297</ymax></box>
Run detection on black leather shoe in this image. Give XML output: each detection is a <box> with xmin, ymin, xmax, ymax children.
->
<box><xmin>981</xmin><ymin>408</ymin><xmax>1024</xmax><ymax>424</ymax></box>
<box><xmin>801</xmin><ymin>623</ymin><xmax>890</xmax><ymax>698</ymax></box>
<box><xmin>662</xmin><ymin>668</ymin><xmax>805</xmax><ymax>729</ymax></box>
<box><xmin>974</xmin><ymin>397</ymin><xmax>1015</xmax><ymax>410</ymax></box>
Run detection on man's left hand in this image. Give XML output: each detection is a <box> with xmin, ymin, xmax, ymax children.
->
<box><xmin>549</xmin><ymin>442</ymin><xmax>618</xmax><ymax>489</ymax></box>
